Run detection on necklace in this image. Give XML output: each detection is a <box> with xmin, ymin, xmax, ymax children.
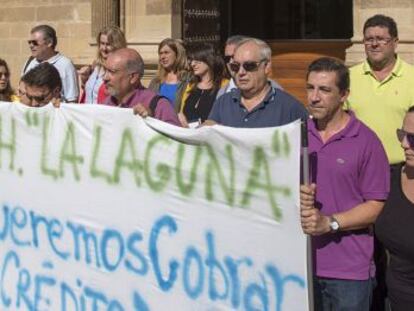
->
<box><xmin>194</xmin><ymin>89</ymin><xmax>204</xmax><ymax>109</ymax></box>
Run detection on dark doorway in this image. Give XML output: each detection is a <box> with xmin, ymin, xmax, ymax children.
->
<box><xmin>221</xmin><ymin>0</ymin><xmax>353</xmax><ymax>40</ymax></box>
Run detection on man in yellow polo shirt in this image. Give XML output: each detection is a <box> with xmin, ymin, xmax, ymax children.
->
<box><xmin>346</xmin><ymin>14</ymin><xmax>414</xmax><ymax>165</ymax></box>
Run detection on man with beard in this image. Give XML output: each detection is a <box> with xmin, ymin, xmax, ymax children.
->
<box><xmin>102</xmin><ymin>48</ymin><xmax>180</xmax><ymax>126</ymax></box>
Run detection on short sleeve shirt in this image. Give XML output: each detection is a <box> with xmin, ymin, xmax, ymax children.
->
<box><xmin>208</xmin><ymin>85</ymin><xmax>308</xmax><ymax>128</ymax></box>
<box><xmin>23</xmin><ymin>53</ymin><xmax>79</xmax><ymax>102</ymax></box>
<box><xmin>308</xmin><ymin>111</ymin><xmax>390</xmax><ymax>280</ymax></box>
<box><xmin>346</xmin><ymin>56</ymin><xmax>414</xmax><ymax>164</ymax></box>
<box><xmin>103</xmin><ymin>86</ymin><xmax>181</xmax><ymax>126</ymax></box>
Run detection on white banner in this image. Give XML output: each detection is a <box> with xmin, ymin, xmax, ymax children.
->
<box><xmin>0</xmin><ymin>102</ymin><xmax>308</xmax><ymax>311</ymax></box>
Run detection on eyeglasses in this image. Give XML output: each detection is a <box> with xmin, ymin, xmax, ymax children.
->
<box><xmin>27</xmin><ymin>40</ymin><xmax>39</xmax><ymax>46</ymax></box>
<box><xmin>18</xmin><ymin>88</ymin><xmax>26</xmax><ymax>97</ymax></box>
<box><xmin>26</xmin><ymin>90</ymin><xmax>53</xmax><ymax>103</ymax></box>
<box><xmin>229</xmin><ymin>59</ymin><xmax>267</xmax><ymax>73</ymax></box>
<box><xmin>397</xmin><ymin>128</ymin><xmax>414</xmax><ymax>149</ymax></box>
<box><xmin>188</xmin><ymin>58</ymin><xmax>203</xmax><ymax>65</ymax></box>
<box><xmin>363</xmin><ymin>37</ymin><xmax>394</xmax><ymax>46</ymax></box>
<box><xmin>223</xmin><ymin>55</ymin><xmax>233</xmax><ymax>64</ymax></box>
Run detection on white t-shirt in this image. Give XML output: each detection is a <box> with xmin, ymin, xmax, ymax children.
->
<box><xmin>23</xmin><ymin>52</ymin><xmax>79</xmax><ymax>102</ymax></box>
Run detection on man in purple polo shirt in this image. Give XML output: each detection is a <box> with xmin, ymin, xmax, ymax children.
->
<box><xmin>102</xmin><ymin>48</ymin><xmax>180</xmax><ymax>126</ymax></box>
<box><xmin>300</xmin><ymin>57</ymin><xmax>390</xmax><ymax>310</ymax></box>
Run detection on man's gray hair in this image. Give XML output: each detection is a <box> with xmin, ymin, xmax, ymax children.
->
<box><xmin>126</xmin><ymin>58</ymin><xmax>144</xmax><ymax>76</ymax></box>
<box><xmin>236</xmin><ymin>38</ymin><xmax>272</xmax><ymax>62</ymax></box>
<box><xmin>225</xmin><ymin>35</ymin><xmax>249</xmax><ymax>47</ymax></box>
<box><xmin>31</xmin><ymin>24</ymin><xmax>58</xmax><ymax>49</ymax></box>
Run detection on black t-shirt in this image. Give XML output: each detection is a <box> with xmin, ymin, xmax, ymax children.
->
<box><xmin>183</xmin><ymin>87</ymin><xmax>218</xmax><ymax>123</ymax></box>
<box><xmin>375</xmin><ymin>163</ymin><xmax>414</xmax><ymax>309</ymax></box>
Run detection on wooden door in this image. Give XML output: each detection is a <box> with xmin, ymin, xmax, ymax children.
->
<box><xmin>269</xmin><ymin>40</ymin><xmax>352</xmax><ymax>105</ymax></box>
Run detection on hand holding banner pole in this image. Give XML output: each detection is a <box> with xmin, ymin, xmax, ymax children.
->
<box><xmin>302</xmin><ymin>118</ymin><xmax>314</xmax><ymax>311</ymax></box>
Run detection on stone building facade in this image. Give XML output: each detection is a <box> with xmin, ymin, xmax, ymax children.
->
<box><xmin>0</xmin><ymin>0</ymin><xmax>92</xmax><ymax>87</ymax></box>
<box><xmin>1</xmin><ymin>0</ymin><xmax>414</xmax><ymax>97</ymax></box>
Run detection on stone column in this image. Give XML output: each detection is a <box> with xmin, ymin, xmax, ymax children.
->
<box><xmin>91</xmin><ymin>0</ymin><xmax>120</xmax><ymax>38</ymax></box>
<box><xmin>124</xmin><ymin>0</ymin><xmax>175</xmax><ymax>84</ymax></box>
<box><xmin>346</xmin><ymin>0</ymin><xmax>414</xmax><ymax>66</ymax></box>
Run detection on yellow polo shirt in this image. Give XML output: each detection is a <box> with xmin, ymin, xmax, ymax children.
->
<box><xmin>346</xmin><ymin>56</ymin><xmax>414</xmax><ymax>164</ymax></box>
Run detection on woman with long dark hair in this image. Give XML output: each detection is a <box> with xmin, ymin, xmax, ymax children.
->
<box><xmin>177</xmin><ymin>42</ymin><xmax>227</xmax><ymax>127</ymax></box>
<box><xmin>0</xmin><ymin>58</ymin><xmax>18</xmax><ymax>102</ymax></box>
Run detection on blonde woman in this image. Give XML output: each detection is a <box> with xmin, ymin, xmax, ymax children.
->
<box><xmin>148</xmin><ymin>38</ymin><xmax>189</xmax><ymax>108</ymax></box>
<box><xmin>79</xmin><ymin>25</ymin><xmax>127</xmax><ymax>104</ymax></box>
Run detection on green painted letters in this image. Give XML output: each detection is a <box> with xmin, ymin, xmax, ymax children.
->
<box><xmin>144</xmin><ymin>135</ymin><xmax>172</xmax><ymax>192</ymax></box>
<box><xmin>90</xmin><ymin>125</ymin><xmax>113</xmax><ymax>184</ymax></box>
<box><xmin>112</xmin><ymin>128</ymin><xmax>141</xmax><ymax>186</ymax></box>
<box><xmin>205</xmin><ymin>144</ymin><xmax>235</xmax><ymax>206</ymax></box>
<box><xmin>0</xmin><ymin>116</ymin><xmax>16</xmax><ymax>171</ymax></box>
<box><xmin>175</xmin><ymin>144</ymin><xmax>202</xmax><ymax>196</ymax></box>
<box><xmin>241</xmin><ymin>146</ymin><xmax>291</xmax><ymax>221</ymax></box>
<box><xmin>59</xmin><ymin>122</ymin><xmax>84</xmax><ymax>181</ymax></box>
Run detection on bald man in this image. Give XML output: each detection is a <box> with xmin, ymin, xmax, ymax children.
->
<box><xmin>103</xmin><ymin>48</ymin><xmax>180</xmax><ymax>126</ymax></box>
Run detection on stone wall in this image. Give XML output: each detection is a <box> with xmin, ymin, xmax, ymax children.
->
<box><xmin>346</xmin><ymin>0</ymin><xmax>414</xmax><ymax>66</ymax></box>
<box><xmin>0</xmin><ymin>0</ymin><xmax>94</xmax><ymax>88</ymax></box>
<box><xmin>0</xmin><ymin>0</ymin><xmax>178</xmax><ymax>89</ymax></box>
<box><xmin>123</xmin><ymin>0</ymin><xmax>175</xmax><ymax>82</ymax></box>
<box><xmin>5</xmin><ymin>0</ymin><xmax>413</xmax><ymax>92</ymax></box>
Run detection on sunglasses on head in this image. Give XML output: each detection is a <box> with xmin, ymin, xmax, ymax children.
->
<box><xmin>396</xmin><ymin>128</ymin><xmax>414</xmax><ymax>148</ymax></box>
<box><xmin>229</xmin><ymin>59</ymin><xmax>266</xmax><ymax>73</ymax></box>
<box><xmin>27</xmin><ymin>40</ymin><xmax>39</xmax><ymax>46</ymax></box>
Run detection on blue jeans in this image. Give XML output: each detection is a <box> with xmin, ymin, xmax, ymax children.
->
<box><xmin>314</xmin><ymin>277</ymin><xmax>376</xmax><ymax>311</ymax></box>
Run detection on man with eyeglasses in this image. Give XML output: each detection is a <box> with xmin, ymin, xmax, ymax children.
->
<box><xmin>102</xmin><ymin>48</ymin><xmax>180</xmax><ymax>126</ymax></box>
<box><xmin>346</xmin><ymin>15</ymin><xmax>414</xmax><ymax>310</ymax></box>
<box><xmin>216</xmin><ymin>35</ymin><xmax>282</xmax><ymax>99</ymax></box>
<box><xmin>22</xmin><ymin>24</ymin><xmax>79</xmax><ymax>103</ymax></box>
<box><xmin>346</xmin><ymin>15</ymin><xmax>414</xmax><ymax>168</ymax></box>
<box><xmin>20</xmin><ymin>63</ymin><xmax>62</xmax><ymax>107</ymax></box>
<box><xmin>206</xmin><ymin>37</ymin><xmax>307</xmax><ymax>127</ymax></box>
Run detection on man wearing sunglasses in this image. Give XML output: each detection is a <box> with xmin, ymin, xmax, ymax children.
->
<box><xmin>22</xmin><ymin>24</ymin><xmax>79</xmax><ymax>103</ymax></box>
<box><xmin>21</xmin><ymin>62</ymin><xmax>62</xmax><ymax>107</ymax></box>
<box><xmin>216</xmin><ymin>35</ymin><xmax>283</xmax><ymax>99</ymax></box>
<box><xmin>300</xmin><ymin>57</ymin><xmax>390</xmax><ymax>310</ymax></box>
<box><xmin>206</xmin><ymin>38</ymin><xmax>307</xmax><ymax>127</ymax></box>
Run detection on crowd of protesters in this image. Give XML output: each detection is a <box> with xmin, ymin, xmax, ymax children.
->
<box><xmin>0</xmin><ymin>13</ymin><xmax>413</xmax><ymax>311</ymax></box>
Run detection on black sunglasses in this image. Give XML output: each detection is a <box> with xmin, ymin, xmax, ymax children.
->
<box><xmin>397</xmin><ymin>128</ymin><xmax>414</xmax><ymax>149</ymax></box>
<box><xmin>229</xmin><ymin>59</ymin><xmax>266</xmax><ymax>73</ymax></box>
<box><xmin>223</xmin><ymin>55</ymin><xmax>233</xmax><ymax>64</ymax></box>
<box><xmin>27</xmin><ymin>40</ymin><xmax>39</xmax><ymax>46</ymax></box>
<box><xmin>26</xmin><ymin>90</ymin><xmax>53</xmax><ymax>103</ymax></box>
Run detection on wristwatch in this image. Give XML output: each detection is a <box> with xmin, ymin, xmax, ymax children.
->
<box><xmin>329</xmin><ymin>216</ymin><xmax>340</xmax><ymax>233</ymax></box>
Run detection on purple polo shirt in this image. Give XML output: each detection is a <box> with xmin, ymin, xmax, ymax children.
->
<box><xmin>103</xmin><ymin>86</ymin><xmax>181</xmax><ymax>126</ymax></box>
<box><xmin>308</xmin><ymin>111</ymin><xmax>390</xmax><ymax>280</ymax></box>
